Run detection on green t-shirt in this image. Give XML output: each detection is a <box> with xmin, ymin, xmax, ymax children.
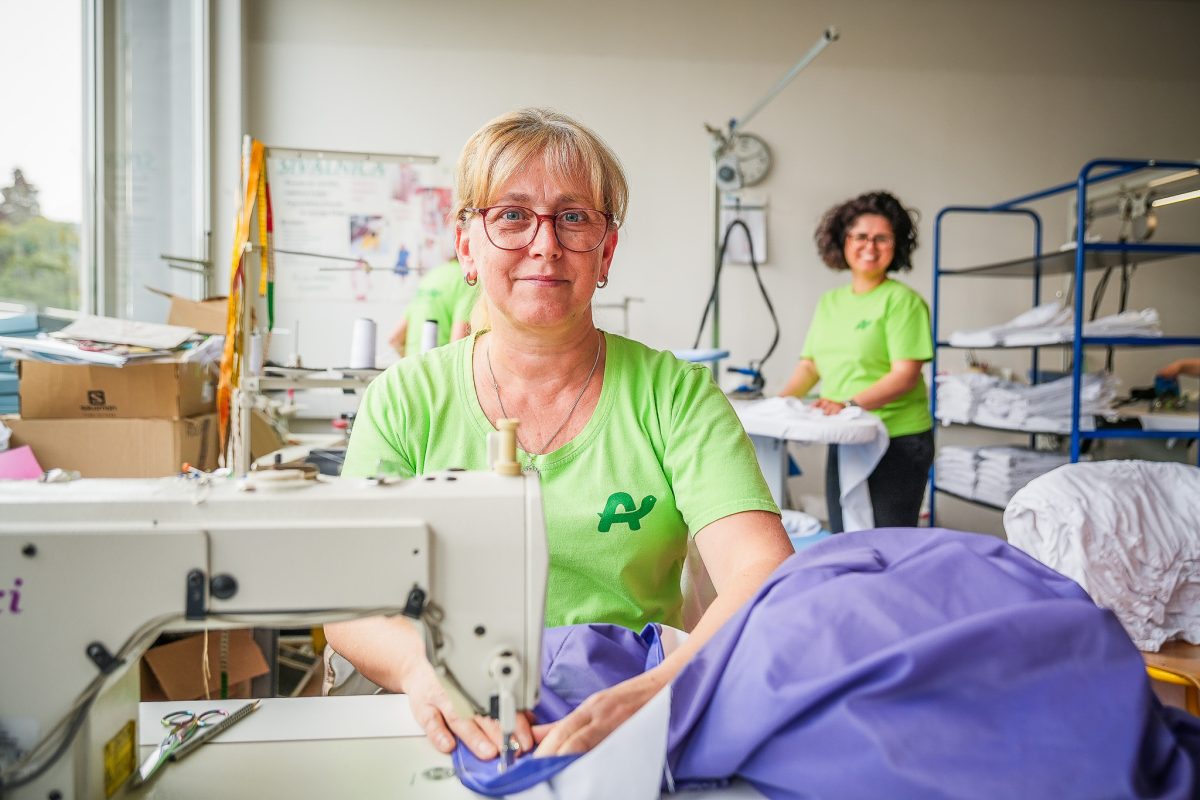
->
<box><xmin>800</xmin><ymin>278</ymin><xmax>933</xmax><ymax>438</ymax></box>
<box><xmin>403</xmin><ymin>260</ymin><xmax>480</xmax><ymax>356</ymax></box>
<box><xmin>343</xmin><ymin>331</ymin><xmax>779</xmax><ymax>630</ymax></box>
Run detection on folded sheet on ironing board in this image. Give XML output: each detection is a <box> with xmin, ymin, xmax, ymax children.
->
<box><xmin>731</xmin><ymin>397</ymin><xmax>882</xmax><ymax>444</ymax></box>
<box><xmin>836</xmin><ymin>412</ymin><xmax>889</xmax><ymax>532</ymax></box>
<box><xmin>732</xmin><ymin>398</ymin><xmax>889</xmax><ymax>531</ymax></box>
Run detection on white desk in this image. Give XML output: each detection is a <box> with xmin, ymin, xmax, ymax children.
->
<box><xmin>137</xmin><ymin>697</ymin><xmax>765</xmax><ymax>798</ymax></box>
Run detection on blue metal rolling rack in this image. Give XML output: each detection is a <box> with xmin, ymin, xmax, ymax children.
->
<box><xmin>929</xmin><ymin>158</ymin><xmax>1200</xmax><ymax>525</ymax></box>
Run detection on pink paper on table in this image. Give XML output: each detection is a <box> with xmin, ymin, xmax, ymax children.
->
<box><xmin>0</xmin><ymin>445</ymin><xmax>44</xmax><ymax>479</ymax></box>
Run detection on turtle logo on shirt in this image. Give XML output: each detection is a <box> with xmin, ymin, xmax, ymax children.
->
<box><xmin>855</xmin><ymin>318</ymin><xmax>873</xmax><ymax>331</ymax></box>
<box><xmin>597</xmin><ymin>492</ymin><xmax>657</xmax><ymax>532</ymax></box>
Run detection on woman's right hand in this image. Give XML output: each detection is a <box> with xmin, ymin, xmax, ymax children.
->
<box><xmin>812</xmin><ymin>398</ymin><xmax>845</xmax><ymax>415</ymax></box>
<box><xmin>324</xmin><ymin>614</ymin><xmax>536</xmax><ymax>759</ymax></box>
<box><xmin>401</xmin><ymin>656</ymin><xmax>536</xmax><ymax>759</ymax></box>
<box><xmin>400</xmin><ymin>655</ymin><xmax>498</xmax><ymax>758</ymax></box>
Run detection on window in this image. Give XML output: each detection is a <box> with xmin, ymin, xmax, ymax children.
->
<box><xmin>0</xmin><ymin>0</ymin><xmax>85</xmax><ymax>312</ymax></box>
<box><xmin>0</xmin><ymin>0</ymin><xmax>209</xmax><ymax>320</ymax></box>
<box><xmin>100</xmin><ymin>0</ymin><xmax>209</xmax><ymax>322</ymax></box>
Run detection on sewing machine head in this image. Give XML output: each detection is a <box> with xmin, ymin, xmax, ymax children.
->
<box><xmin>0</xmin><ymin>469</ymin><xmax>547</xmax><ymax>797</ymax></box>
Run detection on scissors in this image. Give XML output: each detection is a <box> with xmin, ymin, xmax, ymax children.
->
<box><xmin>137</xmin><ymin>708</ymin><xmax>227</xmax><ymax>783</ymax></box>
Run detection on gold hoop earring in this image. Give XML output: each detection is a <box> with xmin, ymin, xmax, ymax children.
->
<box><xmin>596</xmin><ymin>276</ymin><xmax>608</xmax><ymax>289</ymax></box>
<box><xmin>465</xmin><ymin>273</ymin><xmax>478</xmax><ymax>286</ymax></box>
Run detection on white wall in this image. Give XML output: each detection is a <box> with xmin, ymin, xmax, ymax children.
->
<box><xmin>234</xmin><ymin>0</ymin><xmax>1200</xmax><ymax>534</ymax></box>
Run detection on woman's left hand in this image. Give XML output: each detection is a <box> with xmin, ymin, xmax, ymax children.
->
<box><xmin>532</xmin><ymin>671</ymin><xmax>665</xmax><ymax>756</ymax></box>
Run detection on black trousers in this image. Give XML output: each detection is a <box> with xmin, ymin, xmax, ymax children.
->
<box><xmin>825</xmin><ymin>429</ymin><xmax>934</xmax><ymax>533</ymax></box>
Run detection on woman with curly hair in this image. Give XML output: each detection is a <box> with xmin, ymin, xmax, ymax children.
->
<box><xmin>779</xmin><ymin>191</ymin><xmax>933</xmax><ymax>531</ymax></box>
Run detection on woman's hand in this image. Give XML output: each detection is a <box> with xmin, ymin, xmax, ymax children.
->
<box><xmin>533</xmin><ymin>671</ymin><xmax>664</xmax><ymax>757</ymax></box>
<box><xmin>812</xmin><ymin>398</ymin><xmax>846</xmax><ymax>415</ymax></box>
<box><xmin>401</xmin><ymin>656</ymin><xmax>535</xmax><ymax>759</ymax></box>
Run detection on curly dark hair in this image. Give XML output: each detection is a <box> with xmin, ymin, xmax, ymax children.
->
<box><xmin>814</xmin><ymin>191</ymin><xmax>918</xmax><ymax>272</ymax></box>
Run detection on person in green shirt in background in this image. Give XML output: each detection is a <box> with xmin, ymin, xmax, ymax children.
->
<box><xmin>778</xmin><ymin>191</ymin><xmax>934</xmax><ymax>532</ymax></box>
<box><xmin>327</xmin><ymin>108</ymin><xmax>792</xmax><ymax>763</ymax></box>
<box><xmin>387</xmin><ymin>258</ymin><xmax>480</xmax><ymax>356</ymax></box>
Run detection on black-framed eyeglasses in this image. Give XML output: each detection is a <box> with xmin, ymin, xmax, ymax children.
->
<box><xmin>466</xmin><ymin>206</ymin><xmax>613</xmax><ymax>253</ymax></box>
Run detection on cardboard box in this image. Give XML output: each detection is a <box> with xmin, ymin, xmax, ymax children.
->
<box><xmin>18</xmin><ymin>359</ymin><xmax>215</xmax><ymax>419</ymax></box>
<box><xmin>140</xmin><ymin>629</ymin><xmax>270</xmax><ymax>701</ymax></box>
<box><xmin>250</xmin><ymin>407</ymin><xmax>287</xmax><ymax>459</ymax></box>
<box><xmin>3</xmin><ymin>413</ymin><xmax>218</xmax><ymax>477</ymax></box>
<box><xmin>148</xmin><ymin>287</ymin><xmax>229</xmax><ymax>335</ymax></box>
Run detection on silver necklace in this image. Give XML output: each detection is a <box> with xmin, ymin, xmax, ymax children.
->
<box><xmin>485</xmin><ymin>332</ymin><xmax>602</xmax><ymax>465</ymax></box>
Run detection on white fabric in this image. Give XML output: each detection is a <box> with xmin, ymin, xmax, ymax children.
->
<box><xmin>936</xmin><ymin>371</ymin><xmax>1117</xmax><ymax>433</ymax></box>
<box><xmin>781</xmin><ymin>509</ymin><xmax>823</xmax><ymax>538</ymax></box>
<box><xmin>1004</xmin><ymin>460</ymin><xmax>1200</xmax><ymax>651</ymax></box>
<box><xmin>732</xmin><ymin>398</ymin><xmax>889</xmax><ymax>531</ymax></box>
<box><xmin>935</xmin><ymin>445</ymin><xmax>1074</xmax><ymax>508</ymax></box>
<box><xmin>732</xmin><ymin>397</ymin><xmax>882</xmax><ymax>444</ymax></box>
<box><xmin>948</xmin><ymin>302</ymin><xmax>1072</xmax><ymax>347</ymax></box>
<box><xmin>0</xmin><ymin>418</ymin><xmax>10</xmax><ymax>451</ymax></box>
<box><xmin>949</xmin><ymin>303</ymin><xmax>1160</xmax><ymax>348</ymax></box>
<box><xmin>836</xmin><ymin>420</ymin><xmax>890</xmax><ymax>532</ymax></box>
<box><xmin>510</xmin><ymin>676</ymin><xmax>673</xmax><ymax>800</ymax></box>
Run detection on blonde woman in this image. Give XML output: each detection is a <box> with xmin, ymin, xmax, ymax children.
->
<box><xmin>327</xmin><ymin>108</ymin><xmax>791</xmax><ymax>759</ymax></box>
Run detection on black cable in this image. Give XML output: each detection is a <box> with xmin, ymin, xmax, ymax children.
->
<box><xmin>1089</xmin><ymin>266</ymin><xmax>1112</xmax><ymax>323</ymax></box>
<box><xmin>1118</xmin><ymin>263</ymin><xmax>1134</xmax><ymax>313</ymax></box>
<box><xmin>0</xmin><ymin>691</ymin><xmax>98</xmax><ymax>794</ymax></box>
<box><xmin>692</xmin><ymin>218</ymin><xmax>781</xmax><ymax>377</ymax></box>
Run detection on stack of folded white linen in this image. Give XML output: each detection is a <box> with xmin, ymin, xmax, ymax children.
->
<box><xmin>1004</xmin><ymin>308</ymin><xmax>1162</xmax><ymax>346</ymax></box>
<box><xmin>933</xmin><ymin>371</ymin><xmax>998</xmax><ymax>423</ymax></box>
<box><xmin>949</xmin><ymin>302</ymin><xmax>1161</xmax><ymax>347</ymax></box>
<box><xmin>973</xmin><ymin>446</ymin><xmax>1075</xmax><ymax>508</ymax></box>
<box><xmin>936</xmin><ymin>371</ymin><xmax>1118</xmax><ymax>433</ymax></box>
<box><xmin>932</xmin><ymin>445</ymin><xmax>978</xmax><ymax>498</ymax></box>
<box><xmin>948</xmin><ymin>302</ymin><xmax>1073</xmax><ymax>347</ymax></box>
<box><xmin>935</xmin><ymin>445</ymin><xmax>1074</xmax><ymax>508</ymax></box>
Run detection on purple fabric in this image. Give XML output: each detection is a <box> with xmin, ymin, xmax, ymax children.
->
<box><xmin>453</xmin><ymin>624</ymin><xmax>666</xmax><ymax>794</ymax></box>
<box><xmin>667</xmin><ymin>528</ymin><xmax>1200</xmax><ymax>798</ymax></box>
<box><xmin>459</xmin><ymin>529</ymin><xmax>1200</xmax><ymax>798</ymax></box>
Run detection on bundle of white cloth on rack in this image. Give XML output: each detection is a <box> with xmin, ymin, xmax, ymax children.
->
<box><xmin>932</xmin><ymin>445</ymin><xmax>977</xmax><ymax>499</ymax></box>
<box><xmin>948</xmin><ymin>302</ymin><xmax>1073</xmax><ymax>347</ymax></box>
<box><xmin>935</xmin><ymin>445</ymin><xmax>1075</xmax><ymax>508</ymax></box>
<box><xmin>1005</xmin><ymin>460</ymin><xmax>1200</xmax><ymax>651</ymax></box>
<box><xmin>975</xmin><ymin>446</ymin><xmax>1076</xmax><ymax>508</ymax></box>
<box><xmin>934</xmin><ymin>371</ymin><xmax>999</xmax><ymax>424</ymax></box>
<box><xmin>948</xmin><ymin>301</ymin><xmax>1161</xmax><ymax>347</ymax></box>
<box><xmin>936</xmin><ymin>371</ymin><xmax>1119</xmax><ymax>433</ymax></box>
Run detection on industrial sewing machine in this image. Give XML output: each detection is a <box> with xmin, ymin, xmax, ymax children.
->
<box><xmin>0</xmin><ymin>439</ymin><xmax>547</xmax><ymax>799</ymax></box>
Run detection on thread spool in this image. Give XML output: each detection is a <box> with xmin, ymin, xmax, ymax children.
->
<box><xmin>490</xmin><ymin>418</ymin><xmax>521</xmax><ymax>476</ymax></box>
<box><xmin>349</xmin><ymin>318</ymin><xmax>377</xmax><ymax>369</ymax></box>
<box><xmin>421</xmin><ymin>319</ymin><xmax>439</xmax><ymax>353</ymax></box>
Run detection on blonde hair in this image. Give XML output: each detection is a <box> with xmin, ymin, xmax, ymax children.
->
<box><xmin>453</xmin><ymin>108</ymin><xmax>629</xmax><ymax>228</ymax></box>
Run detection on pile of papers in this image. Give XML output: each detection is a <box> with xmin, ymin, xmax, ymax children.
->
<box><xmin>0</xmin><ymin>315</ymin><xmax>222</xmax><ymax>368</ymax></box>
<box><xmin>948</xmin><ymin>302</ymin><xmax>1161</xmax><ymax>347</ymax></box>
<box><xmin>935</xmin><ymin>445</ymin><xmax>1075</xmax><ymax>508</ymax></box>
<box><xmin>936</xmin><ymin>371</ymin><xmax>1119</xmax><ymax>433</ymax></box>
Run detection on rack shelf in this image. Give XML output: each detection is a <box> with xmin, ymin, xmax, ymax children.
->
<box><xmin>940</xmin><ymin>243</ymin><xmax>1195</xmax><ymax>278</ymax></box>
<box><xmin>934</xmin><ymin>418</ymin><xmax>1094</xmax><ymax>436</ymax></box>
<box><xmin>929</xmin><ymin>158</ymin><xmax>1200</xmax><ymax>526</ymax></box>
<box><xmin>936</xmin><ymin>335</ymin><xmax>1200</xmax><ymax>349</ymax></box>
<box><xmin>933</xmin><ymin>487</ymin><xmax>1005</xmax><ymax>512</ymax></box>
<box><xmin>1082</xmin><ymin>428</ymin><xmax>1199</xmax><ymax>440</ymax></box>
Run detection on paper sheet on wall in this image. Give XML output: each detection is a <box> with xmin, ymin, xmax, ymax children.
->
<box><xmin>266</xmin><ymin>155</ymin><xmax>456</xmax><ymax>369</ymax></box>
<box><xmin>719</xmin><ymin>204</ymin><xmax>767</xmax><ymax>265</ymax></box>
